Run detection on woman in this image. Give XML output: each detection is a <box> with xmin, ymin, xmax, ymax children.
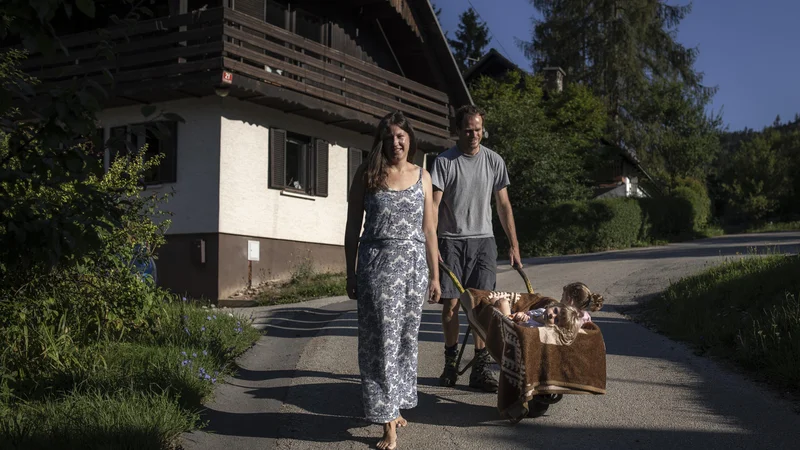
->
<box><xmin>344</xmin><ymin>111</ymin><xmax>441</xmax><ymax>450</ymax></box>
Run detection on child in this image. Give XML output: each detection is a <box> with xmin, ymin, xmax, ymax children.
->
<box><xmin>561</xmin><ymin>282</ymin><xmax>604</xmax><ymax>326</ymax></box>
<box><xmin>491</xmin><ymin>295</ymin><xmax>582</xmax><ymax>346</ymax></box>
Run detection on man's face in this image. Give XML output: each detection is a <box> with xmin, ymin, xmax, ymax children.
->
<box><xmin>458</xmin><ymin>114</ymin><xmax>483</xmax><ymax>152</ymax></box>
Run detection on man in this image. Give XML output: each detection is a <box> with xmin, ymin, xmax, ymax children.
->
<box><xmin>431</xmin><ymin>105</ymin><xmax>522</xmax><ymax>392</ymax></box>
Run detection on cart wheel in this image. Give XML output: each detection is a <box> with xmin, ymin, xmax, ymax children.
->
<box><xmin>536</xmin><ymin>393</ymin><xmax>563</xmax><ymax>405</ymax></box>
<box><xmin>506</xmin><ymin>402</ymin><xmax>529</xmax><ymax>425</ymax></box>
<box><xmin>527</xmin><ymin>400</ymin><xmax>550</xmax><ymax>417</ymax></box>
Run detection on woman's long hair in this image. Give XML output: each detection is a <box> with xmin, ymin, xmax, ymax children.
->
<box><xmin>364</xmin><ymin>111</ymin><xmax>417</xmax><ymax>192</ymax></box>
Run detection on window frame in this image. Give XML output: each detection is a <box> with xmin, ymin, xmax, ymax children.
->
<box><xmin>269</xmin><ymin>127</ymin><xmax>328</xmax><ymax>197</ymax></box>
<box><xmin>108</xmin><ymin>121</ymin><xmax>178</xmax><ymax>186</ymax></box>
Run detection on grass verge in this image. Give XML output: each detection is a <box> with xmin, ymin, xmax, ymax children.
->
<box><xmin>640</xmin><ymin>253</ymin><xmax>800</xmax><ymax>391</ymax></box>
<box><xmin>0</xmin><ymin>300</ymin><xmax>261</xmax><ymax>449</ymax></box>
<box><xmin>256</xmin><ymin>263</ymin><xmax>346</xmax><ymax>306</ymax></box>
<box><xmin>746</xmin><ymin>221</ymin><xmax>800</xmax><ymax>233</ymax></box>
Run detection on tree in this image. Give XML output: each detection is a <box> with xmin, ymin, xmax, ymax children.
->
<box><xmin>471</xmin><ymin>70</ymin><xmax>607</xmax><ymax>210</ymax></box>
<box><xmin>432</xmin><ymin>1</ymin><xmax>442</xmax><ymax>20</ymax></box>
<box><xmin>1</xmin><ymin>1</ymin><xmax>178</xmax><ymax>377</ymax></box>
<box><xmin>719</xmin><ymin>132</ymin><xmax>790</xmax><ymax>222</ymax></box>
<box><xmin>521</xmin><ymin>0</ymin><xmax>721</xmax><ymax>184</ymax></box>
<box><xmin>447</xmin><ymin>8</ymin><xmax>490</xmax><ymax>72</ymax></box>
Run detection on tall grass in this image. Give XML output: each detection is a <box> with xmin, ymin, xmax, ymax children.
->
<box><xmin>257</xmin><ymin>259</ymin><xmax>346</xmax><ymax>306</ymax></box>
<box><xmin>643</xmin><ymin>253</ymin><xmax>800</xmax><ymax>389</ymax></box>
<box><xmin>0</xmin><ymin>299</ymin><xmax>261</xmax><ymax>449</ymax></box>
<box><xmin>0</xmin><ymin>390</ymin><xmax>199</xmax><ymax>450</ymax></box>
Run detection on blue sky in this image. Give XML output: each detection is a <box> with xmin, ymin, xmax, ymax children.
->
<box><xmin>434</xmin><ymin>0</ymin><xmax>800</xmax><ymax>132</ymax></box>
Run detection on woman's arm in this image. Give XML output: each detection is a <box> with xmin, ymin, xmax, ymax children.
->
<box><xmin>344</xmin><ymin>164</ymin><xmax>367</xmax><ymax>299</ymax></box>
<box><xmin>422</xmin><ymin>168</ymin><xmax>441</xmax><ymax>304</ymax></box>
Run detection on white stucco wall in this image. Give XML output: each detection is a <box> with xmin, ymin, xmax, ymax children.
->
<box><xmin>97</xmin><ymin>97</ymin><xmax>222</xmax><ymax>235</ymax></box>
<box><xmin>219</xmin><ymin>97</ymin><xmax>373</xmax><ymax>246</ymax></box>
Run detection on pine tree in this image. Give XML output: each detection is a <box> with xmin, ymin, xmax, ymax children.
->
<box><xmin>447</xmin><ymin>8</ymin><xmax>490</xmax><ymax>72</ymax></box>
<box><xmin>773</xmin><ymin>114</ymin><xmax>782</xmax><ymax>128</ymax></box>
<box><xmin>432</xmin><ymin>1</ymin><xmax>442</xmax><ymax>20</ymax></box>
<box><xmin>522</xmin><ymin>0</ymin><xmax>720</xmax><ymax>182</ymax></box>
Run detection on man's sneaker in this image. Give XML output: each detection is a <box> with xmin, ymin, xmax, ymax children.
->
<box><xmin>468</xmin><ymin>350</ymin><xmax>498</xmax><ymax>392</ymax></box>
<box><xmin>439</xmin><ymin>352</ymin><xmax>458</xmax><ymax>387</ymax></box>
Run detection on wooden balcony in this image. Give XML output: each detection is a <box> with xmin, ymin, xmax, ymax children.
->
<box><xmin>18</xmin><ymin>6</ymin><xmax>454</xmax><ymax>148</ymax></box>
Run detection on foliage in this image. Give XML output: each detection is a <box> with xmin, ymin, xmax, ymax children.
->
<box><xmin>715</xmin><ymin>127</ymin><xmax>799</xmax><ymax>223</ymax></box>
<box><xmin>472</xmin><ymin>71</ymin><xmax>606</xmax><ymax>211</ymax></box>
<box><xmin>642</xmin><ymin>254</ymin><xmax>800</xmax><ymax>391</ymax></box>
<box><xmin>447</xmin><ymin>7</ymin><xmax>490</xmax><ymax>72</ymax></box>
<box><xmin>513</xmin><ymin>197</ymin><xmax>642</xmax><ymax>256</ymax></box>
<box><xmin>522</xmin><ymin>0</ymin><xmax>721</xmax><ymax>185</ymax></box>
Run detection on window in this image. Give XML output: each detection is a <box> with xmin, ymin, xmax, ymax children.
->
<box><xmin>269</xmin><ymin>128</ymin><xmax>328</xmax><ymax>197</ymax></box>
<box><xmin>109</xmin><ymin>121</ymin><xmax>178</xmax><ymax>185</ymax></box>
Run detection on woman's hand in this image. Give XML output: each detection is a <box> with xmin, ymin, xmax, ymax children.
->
<box><xmin>428</xmin><ymin>278</ymin><xmax>441</xmax><ymax>304</ymax></box>
<box><xmin>346</xmin><ymin>276</ymin><xmax>358</xmax><ymax>300</ymax></box>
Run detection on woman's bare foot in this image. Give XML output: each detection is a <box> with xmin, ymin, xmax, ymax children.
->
<box><xmin>396</xmin><ymin>415</ymin><xmax>408</xmax><ymax>428</ymax></box>
<box><xmin>376</xmin><ymin>420</ymin><xmax>397</xmax><ymax>450</ymax></box>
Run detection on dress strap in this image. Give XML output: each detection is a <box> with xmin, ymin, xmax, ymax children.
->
<box><xmin>417</xmin><ymin>166</ymin><xmax>423</xmax><ymax>184</ymax></box>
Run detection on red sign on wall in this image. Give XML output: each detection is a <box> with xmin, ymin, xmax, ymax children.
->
<box><xmin>222</xmin><ymin>71</ymin><xmax>233</xmax><ymax>84</ymax></box>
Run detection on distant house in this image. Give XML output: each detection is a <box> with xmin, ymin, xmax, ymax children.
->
<box><xmin>17</xmin><ymin>0</ymin><xmax>471</xmax><ymax>301</ymax></box>
<box><xmin>462</xmin><ymin>48</ymin><xmax>655</xmax><ymax>199</ymax></box>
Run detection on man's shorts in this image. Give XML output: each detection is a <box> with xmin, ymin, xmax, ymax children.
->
<box><xmin>439</xmin><ymin>237</ymin><xmax>497</xmax><ymax>300</ymax></box>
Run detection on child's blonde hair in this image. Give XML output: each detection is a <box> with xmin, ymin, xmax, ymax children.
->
<box><xmin>562</xmin><ymin>282</ymin><xmax>604</xmax><ymax>312</ymax></box>
<box><xmin>551</xmin><ymin>303</ymin><xmax>581</xmax><ymax>345</ymax></box>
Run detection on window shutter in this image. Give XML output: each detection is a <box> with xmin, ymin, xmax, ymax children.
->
<box><xmin>160</xmin><ymin>121</ymin><xmax>178</xmax><ymax>183</ymax></box>
<box><xmin>315</xmin><ymin>139</ymin><xmax>329</xmax><ymax>197</ymax></box>
<box><xmin>347</xmin><ymin>147</ymin><xmax>363</xmax><ymax>192</ymax></box>
<box><xmin>269</xmin><ymin>128</ymin><xmax>287</xmax><ymax>189</ymax></box>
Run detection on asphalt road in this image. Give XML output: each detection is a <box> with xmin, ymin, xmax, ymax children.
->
<box><xmin>182</xmin><ymin>232</ymin><xmax>800</xmax><ymax>450</ymax></box>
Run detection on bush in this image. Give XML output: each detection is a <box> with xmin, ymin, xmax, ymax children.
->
<box><xmin>514</xmin><ymin>197</ymin><xmax>642</xmax><ymax>256</ymax></box>
<box><xmin>0</xmin><ymin>152</ymin><xmax>171</xmax><ymax>384</ymax></box>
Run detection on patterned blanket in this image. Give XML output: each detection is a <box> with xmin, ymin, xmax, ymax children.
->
<box><xmin>459</xmin><ymin>289</ymin><xmax>606</xmax><ymax>420</ymax></box>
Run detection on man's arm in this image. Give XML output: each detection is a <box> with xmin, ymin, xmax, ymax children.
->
<box><xmin>494</xmin><ymin>187</ymin><xmax>522</xmax><ymax>268</ymax></box>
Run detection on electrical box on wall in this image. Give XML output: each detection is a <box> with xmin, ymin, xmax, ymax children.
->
<box><xmin>248</xmin><ymin>240</ymin><xmax>260</xmax><ymax>261</ymax></box>
<box><xmin>193</xmin><ymin>239</ymin><xmax>206</xmax><ymax>264</ymax></box>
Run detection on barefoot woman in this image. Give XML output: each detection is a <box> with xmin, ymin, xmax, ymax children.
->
<box><xmin>345</xmin><ymin>111</ymin><xmax>441</xmax><ymax>449</ymax></box>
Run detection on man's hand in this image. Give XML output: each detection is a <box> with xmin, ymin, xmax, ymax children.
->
<box><xmin>509</xmin><ymin>246</ymin><xmax>523</xmax><ymax>269</ymax></box>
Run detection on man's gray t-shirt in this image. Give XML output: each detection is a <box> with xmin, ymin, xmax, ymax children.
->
<box><xmin>430</xmin><ymin>145</ymin><xmax>510</xmax><ymax>239</ymax></box>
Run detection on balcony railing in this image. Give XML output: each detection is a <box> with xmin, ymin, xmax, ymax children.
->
<box><xmin>221</xmin><ymin>8</ymin><xmax>451</xmax><ymax>139</ymax></box>
<box><xmin>17</xmin><ymin>7</ymin><xmax>452</xmax><ymax>140</ymax></box>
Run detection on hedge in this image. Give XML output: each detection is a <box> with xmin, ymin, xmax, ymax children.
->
<box><xmin>502</xmin><ymin>187</ymin><xmax>710</xmax><ymax>257</ymax></box>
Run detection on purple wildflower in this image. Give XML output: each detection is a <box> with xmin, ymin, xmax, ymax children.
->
<box><xmin>181</xmin><ymin>360</ymin><xmax>189</xmax><ymax>366</ymax></box>
<box><xmin>182</xmin><ymin>296</ymin><xmax>187</xmax><ymax>302</ymax></box>
<box><xmin>202</xmin><ymin>350</ymin><xmax>208</xmax><ymax>356</ymax></box>
<box><xmin>201</xmin><ymin>326</ymin><xmax>206</xmax><ymax>332</ymax></box>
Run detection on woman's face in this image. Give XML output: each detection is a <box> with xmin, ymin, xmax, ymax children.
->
<box><xmin>383</xmin><ymin>124</ymin><xmax>410</xmax><ymax>163</ymax></box>
<box><xmin>544</xmin><ymin>306</ymin><xmax>560</xmax><ymax>326</ymax></box>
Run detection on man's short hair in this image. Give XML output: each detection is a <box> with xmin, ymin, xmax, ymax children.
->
<box><xmin>455</xmin><ymin>105</ymin><xmax>485</xmax><ymax>130</ymax></box>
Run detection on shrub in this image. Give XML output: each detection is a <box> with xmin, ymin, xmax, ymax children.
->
<box><xmin>514</xmin><ymin>198</ymin><xmax>642</xmax><ymax>256</ymax></box>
